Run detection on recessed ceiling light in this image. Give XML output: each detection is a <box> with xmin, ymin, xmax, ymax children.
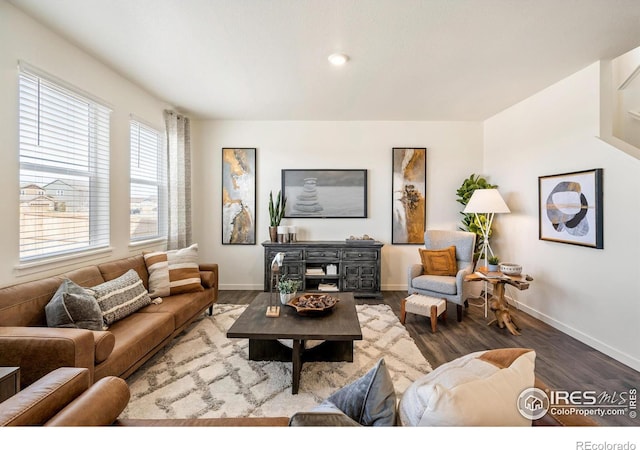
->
<box><xmin>328</xmin><ymin>53</ymin><xmax>349</xmax><ymax>66</ymax></box>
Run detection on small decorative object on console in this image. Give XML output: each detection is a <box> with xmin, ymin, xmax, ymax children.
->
<box><xmin>499</xmin><ymin>263</ymin><xmax>522</xmax><ymax>276</ymax></box>
<box><xmin>287</xmin><ymin>294</ymin><xmax>339</xmax><ymax>316</ymax></box>
<box><xmin>345</xmin><ymin>234</ymin><xmax>376</xmax><ymax>244</ymax></box>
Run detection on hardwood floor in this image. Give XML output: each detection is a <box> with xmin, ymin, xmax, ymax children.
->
<box><xmin>218</xmin><ymin>290</ymin><xmax>640</xmax><ymax>426</ymax></box>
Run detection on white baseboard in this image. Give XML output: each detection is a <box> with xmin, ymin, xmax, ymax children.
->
<box><xmin>220</xmin><ymin>284</ymin><xmax>263</xmax><ymax>291</ymax></box>
<box><xmin>505</xmin><ymin>294</ymin><xmax>640</xmax><ymax>372</ymax></box>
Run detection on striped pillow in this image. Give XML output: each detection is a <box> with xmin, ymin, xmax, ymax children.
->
<box><xmin>144</xmin><ymin>243</ymin><xmax>204</xmax><ymax>299</ymax></box>
<box><xmin>90</xmin><ymin>269</ymin><xmax>153</xmax><ymax>326</ymax></box>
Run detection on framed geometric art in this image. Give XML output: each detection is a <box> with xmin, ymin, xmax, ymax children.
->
<box><xmin>392</xmin><ymin>148</ymin><xmax>427</xmax><ymax>244</ymax></box>
<box><xmin>222</xmin><ymin>148</ymin><xmax>256</xmax><ymax>245</ymax></box>
<box><xmin>538</xmin><ymin>168</ymin><xmax>603</xmax><ymax>249</ymax></box>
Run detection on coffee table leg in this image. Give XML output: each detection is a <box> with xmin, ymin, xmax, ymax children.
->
<box><xmin>292</xmin><ymin>339</ymin><xmax>302</xmax><ymax>394</ymax></box>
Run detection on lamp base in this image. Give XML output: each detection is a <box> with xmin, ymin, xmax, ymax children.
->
<box><xmin>266</xmin><ymin>305</ymin><xmax>280</xmax><ymax>317</ymax></box>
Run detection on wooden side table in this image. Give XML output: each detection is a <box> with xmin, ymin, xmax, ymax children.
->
<box><xmin>465</xmin><ymin>270</ymin><xmax>533</xmax><ymax>336</ymax></box>
<box><xmin>0</xmin><ymin>367</ymin><xmax>20</xmax><ymax>403</ymax></box>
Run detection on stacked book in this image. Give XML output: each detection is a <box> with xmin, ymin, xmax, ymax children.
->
<box><xmin>318</xmin><ymin>283</ymin><xmax>339</xmax><ymax>292</ymax></box>
<box><xmin>306</xmin><ymin>268</ymin><xmax>325</xmax><ymax>275</ymax></box>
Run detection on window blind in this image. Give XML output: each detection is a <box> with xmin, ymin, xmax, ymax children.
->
<box><xmin>130</xmin><ymin>119</ymin><xmax>166</xmax><ymax>241</ymax></box>
<box><xmin>19</xmin><ymin>68</ymin><xmax>111</xmax><ymax>262</ymax></box>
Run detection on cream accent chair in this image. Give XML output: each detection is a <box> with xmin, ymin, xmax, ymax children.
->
<box><xmin>407</xmin><ymin>230</ymin><xmax>476</xmax><ymax>322</ymax></box>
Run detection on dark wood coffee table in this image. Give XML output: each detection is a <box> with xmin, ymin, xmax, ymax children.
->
<box><xmin>226</xmin><ymin>292</ymin><xmax>362</xmax><ymax>394</ymax></box>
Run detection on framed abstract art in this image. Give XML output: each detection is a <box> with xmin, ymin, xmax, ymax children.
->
<box><xmin>222</xmin><ymin>148</ymin><xmax>256</xmax><ymax>244</ymax></box>
<box><xmin>538</xmin><ymin>168</ymin><xmax>603</xmax><ymax>249</ymax></box>
<box><xmin>392</xmin><ymin>148</ymin><xmax>427</xmax><ymax>244</ymax></box>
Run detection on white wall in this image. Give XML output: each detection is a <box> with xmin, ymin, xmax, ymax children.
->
<box><xmin>191</xmin><ymin>120</ymin><xmax>483</xmax><ymax>290</ymax></box>
<box><xmin>0</xmin><ymin>1</ymin><xmax>170</xmax><ymax>287</ymax></box>
<box><xmin>484</xmin><ymin>62</ymin><xmax>640</xmax><ymax>371</ymax></box>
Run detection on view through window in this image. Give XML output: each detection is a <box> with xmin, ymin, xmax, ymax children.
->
<box><xmin>18</xmin><ymin>66</ymin><xmax>110</xmax><ymax>261</ymax></box>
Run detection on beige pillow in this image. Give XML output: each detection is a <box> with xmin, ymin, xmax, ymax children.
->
<box><xmin>144</xmin><ymin>243</ymin><xmax>204</xmax><ymax>298</ymax></box>
<box><xmin>398</xmin><ymin>348</ymin><xmax>536</xmax><ymax>426</ymax></box>
<box><xmin>419</xmin><ymin>246</ymin><xmax>457</xmax><ymax>276</ymax></box>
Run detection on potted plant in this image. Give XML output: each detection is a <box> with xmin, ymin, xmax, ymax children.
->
<box><xmin>456</xmin><ymin>174</ymin><xmax>498</xmax><ymax>262</ymax></box>
<box><xmin>487</xmin><ymin>255</ymin><xmax>500</xmax><ymax>272</ymax></box>
<box><xmin>277</xmin><ymin>277</ymin><xmax>301</xmax><ymax>305</ymax></box>
<box><xmin>268</xmin><ymin>190</ymin><xmax>287</xmax><ymax>242</ymax></box>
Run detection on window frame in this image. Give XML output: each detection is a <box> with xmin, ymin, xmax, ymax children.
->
<box><xmin>18</xmin><ymin>62</ymin><xmax>111</xmax><ymax>263</ymax></box>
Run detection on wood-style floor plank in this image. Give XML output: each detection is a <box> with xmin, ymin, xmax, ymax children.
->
<box><xmin>217</xmin><ymin>290</ymin><xmax>639</xmax><ymax>426</ymax></box>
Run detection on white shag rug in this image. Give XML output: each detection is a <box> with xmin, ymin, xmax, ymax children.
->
<box><xmin>121</xmin><ymin>303</ymin><xmax>432</xmax><ymax>420</ymax></box>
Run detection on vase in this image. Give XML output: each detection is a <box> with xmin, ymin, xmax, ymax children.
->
<box><xmin>280</xmin><ymin>292</ymin><xmax>296</xmax><ymax>305</ymax></box>
<box><xmin>269</xmin><ymin>226</ymin><xmax>278</xmax><ymax>242</ymax></box>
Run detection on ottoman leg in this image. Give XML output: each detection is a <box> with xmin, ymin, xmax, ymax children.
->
<box><xmin>441</xmin><ymin>308</ymin><xmax>447</xmax><ymax>323</ymax></box>
<box><xmin>430</xmin><ymin>305</ymin><xmax>437</xmax><ymax>333</ymax></box>
<box><xmin>400</xmin><ymin>298</ymin><xmax>407</xmax><ymax>324</ymax></box>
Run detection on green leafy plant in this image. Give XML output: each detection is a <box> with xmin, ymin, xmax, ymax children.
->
<box><xmin>268</xmin><ymin>190</ymin><xmax>287</xmax><ymax>227</ymax></box>
<box><xmin>277</xmin><ymin>277</ymin><xmax>300</xmax><ymax>294</ymax></box>
<box><xmin>488</xmin><ymin>255</ymin><xmax>500</xmax><ymax>265</ymax></box>
<box><xmin>456</xmin><ymin>174</ymin><xmax>498</xmax><ymax>261</ymax></box>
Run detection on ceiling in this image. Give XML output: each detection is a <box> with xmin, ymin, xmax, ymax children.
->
<box><xmin>9</xmin><ymin>0</ymin><xmax>640</xmax><ymax>121</ymax></box>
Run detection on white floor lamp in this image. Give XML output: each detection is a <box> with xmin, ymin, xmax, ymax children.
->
<box><xmin>463</xmin><ymin>188</ymin><xmax>510</xmax><ymax>316</ymax></box>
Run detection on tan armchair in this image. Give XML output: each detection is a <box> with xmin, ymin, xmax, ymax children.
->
<box><xmin>407</xmin><ymin>230</ymin><xmax>476</xmax><ymax>322</ymax></box>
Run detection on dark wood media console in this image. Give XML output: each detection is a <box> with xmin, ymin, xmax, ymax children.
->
<box><xmin>262</xmin><ymin>240</ymin><xmax>383</xmax><ymax>299</ymax></box>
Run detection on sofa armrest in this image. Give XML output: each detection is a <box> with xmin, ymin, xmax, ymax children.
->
<box><xmin>46</xmin><ymin>376</ymin><xmax>130</xmax><ymax>426</ymax></box>
<box><xmin>0</xmin><ymin>327</ymin><xmax>95</xmax><ymax>388</ymax></box>
<box><xmin>199</xmin><ymin>263</ymin><xmax>218</xmax><ymax>297</ymax></box>
<box><xmin>0</xmin><ymin>367</ymin><xmax>90</xmax><ymax>426</ymax></box>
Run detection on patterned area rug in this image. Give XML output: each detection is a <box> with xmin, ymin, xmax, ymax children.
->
<box><xmin>121</xmin><ymin>303</ymin><xmax>432</xmax><ymax>420</ymax></box>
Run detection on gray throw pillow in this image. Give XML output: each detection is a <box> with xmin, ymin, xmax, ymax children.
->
<box><xmin>45</xmin><ymin>278</ymin><xmax>105</xmax><ymax>331</ymax></box>
<box><xmin>313</xmin><ymin>358</ymin><xmax>397</xmax><ymax>426</ymax></box>
<box><xmin>90</xmin><ymin>269</ymin><xmax>152</xmax><ymax>326</ymax></box>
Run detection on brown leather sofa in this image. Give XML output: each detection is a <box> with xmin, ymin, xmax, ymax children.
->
<box><xmin>0</xmin><ymin>367</ymin><xmax>288</xmax><ymax>426</ymax></box>
<box><xmin>0</xmin><ymin>367</ymin><xmax>593</xmax><ymax>427</ymax></box>
<box><xmin>0</xmin><ymin>255</ymin><xmax>218</xmax><ymax>389</ymax></box>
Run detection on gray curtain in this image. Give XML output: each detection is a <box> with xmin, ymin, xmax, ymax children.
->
<box><xmin>164</xmin><ymin>110</ymin><xmax>192</xmax><ymax>250</ymax></box>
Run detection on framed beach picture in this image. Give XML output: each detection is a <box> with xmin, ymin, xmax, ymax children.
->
<box><xmin>222</xmin><ymin>148</ymin><xmax>256</xmax><ymax>244</ymax></box>
<box><xmin>282</xmin><ymin>169</ymin><xmax>367</xmax><ymax>218</ymax></box>
<box><xmin>538</xmin><ymin>168</ymin><xmax>603</xmax><ymax>249</ymax></box>
<box><xmin>392</xmin><ymin>148</ymin><xmax>427</xmax><ymax>244</ymax></box>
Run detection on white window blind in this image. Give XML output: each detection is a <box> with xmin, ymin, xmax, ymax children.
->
<box><xmin>130</xmin><ymin>119</ymin><xmax>166</xmax><ymax>241</ymax></box>
<box><xmin>19</xmin><ymin>67</ymin><xmax>111</xmax><ymax>262</ymax></box>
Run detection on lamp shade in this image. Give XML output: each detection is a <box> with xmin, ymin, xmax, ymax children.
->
<box><xmin>463</xmin><ymin>189</ymin><xmax>510</xmax><ymax>214</ymax></box>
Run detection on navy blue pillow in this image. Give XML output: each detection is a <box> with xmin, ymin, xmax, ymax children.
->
<box><xmin>313</xmin><ymin>358</ymin><xmax>397</xmax><ymax>426</ymax></box>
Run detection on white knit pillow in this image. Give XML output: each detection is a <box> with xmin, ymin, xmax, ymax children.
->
<box><xmin>144</xmin><ymin>244</ymin><xmax>204</xmax><ymax>298</ymax></box>
<box><xmin>398</xmin><ymin>348</ymin><xmax>535</xmax><ymax>426</ymax></box>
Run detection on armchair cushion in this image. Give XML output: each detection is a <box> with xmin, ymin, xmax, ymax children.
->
<box><xmin>419</xmin><ymin>246</ymin><xmax>457</xmax><ymax>276</ymax></box>
<box><xmin>412</xmin><ymin>274</ymin><xmax>457</xmax><ymax>295</ymax></box>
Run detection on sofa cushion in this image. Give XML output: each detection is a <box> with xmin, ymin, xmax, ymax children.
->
<box><xmin>90</xmin><ymin>269</ymin><xmax>152</xmax><ymax>326</ymax></box>
<box><xmin>143</xmin><ymin>244</ymin><xmax>204</xmax><ymax>298</ymax></box>
<box><xmin>398</xmin><ymin>348</ymin><xmax>535</xmax><ymax>426</ymax></box>
<box><xmin>45</xmin><ymin>279</ymin><xmax>105</xmax><ymax>331</ymax></box>
<box><xmin>137</xmin><ymin>289</ymin><xmax>211</xmax><ymax>330</ymax></box>
<box><xmin>93</xmin><ymin>311</ymin><xmax>174</xmax><ymax>380</ymax></box>
<box><xmin>98</xmin><ymin>255</ymin><xmax>150</xmax><ymax>290</ymax></box>
<box><xmin>312</xmin><ymin>358</ymin><xmax>396</xmax><ymax>426</ymax></box>
<box><xmin>419</xmin><ymin>246</ymin><xmax>457</xmax><ymax>276</ymax></box>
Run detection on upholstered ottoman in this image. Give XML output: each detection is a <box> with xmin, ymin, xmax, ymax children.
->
<box><xmin>400</xmin><ymin>294</ymin><xmax>446</xmax><ymax>332</ymax></box>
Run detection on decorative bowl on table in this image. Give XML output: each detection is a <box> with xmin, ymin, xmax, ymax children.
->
<box><xmin>499</xmin><ymin>263</ymin><xmax>522</xmax><ymax>276</ymax></box>
<box><xmin>287</xmin><ymin>294</ymin><xmax>339</xmax><ymax>316</ymax></box>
